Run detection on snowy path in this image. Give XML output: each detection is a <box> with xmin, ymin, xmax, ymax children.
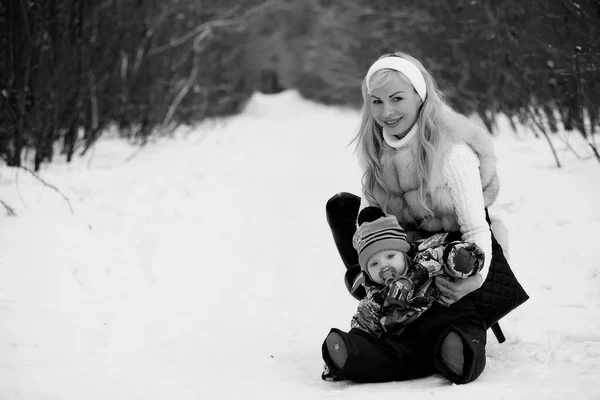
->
<box><xmin>1</xmin><ymin>91</ymin><xmax>599</xmax><ymax>399</ymax></box>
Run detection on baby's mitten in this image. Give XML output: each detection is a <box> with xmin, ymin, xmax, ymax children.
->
<box><xmin>443</xmin><ymin>242</ymin><xmax>484</xmax><ymax>279</ymax></box>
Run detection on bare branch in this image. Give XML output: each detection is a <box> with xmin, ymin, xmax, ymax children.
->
<box><xmin>161</xmin><ymin>30</ymin><xmax>210</xmax><ymax>127</ymax></box>
<box><xmin>0</xmin><ymin>199</ymin><xmax>16</xmax><ymax>216</ymax></box>
<box><xmin>147</xmin><ymin>1</ymin><xmax>275</xmax><ymax>57</ymax></box>
<box><xmin>147</xmin><ymin>6</ymin><xmax>241</xmax><ymax>57</ymax></box>
<box><xmin>0</xmin><ymin>156</ymin><xmax>75</xmax><ymax>214</ymax></box>
<box><xmin>529</xmin><ymin>116</ymin><xmax>562</xmax><ymax>168</ymax></box>
<box><xmin>89</xmin><ymin>71</ymin><xmax>99</xmax><ymax>131</ymax></box>
<box><xmin>585</xmin><ymin>137</ymin><xmax>600</xmax><ymax>164</ymax></box>
<box><xmin>556</xmin><ymin>130</ymin><xmax>595</xmax><ymax>160</ymax></box>
<box><xmin>133</xmin><ymin>7</ymin><xmax>171</xmax><ymax>73</ymax></box>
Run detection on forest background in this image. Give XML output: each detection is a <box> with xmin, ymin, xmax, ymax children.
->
<box><xmin>1</xmin><ymin>0</ymin><xmax>599</xmax><ymax>170</ymax></box>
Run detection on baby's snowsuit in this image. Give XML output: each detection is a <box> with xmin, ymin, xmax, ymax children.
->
<box><xmin>351</xmin><ymin>233</ymin><xmax>484</xmax><ymax>337</ymax></box>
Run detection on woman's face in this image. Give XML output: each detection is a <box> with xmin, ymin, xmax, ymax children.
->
<box><xmin>369</xmin><ymin>73</ymin><xmax>422</xmax><ymax>139</ymax></box>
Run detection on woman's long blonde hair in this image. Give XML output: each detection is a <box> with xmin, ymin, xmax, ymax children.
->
<box><xmin>351</xmin><ymin>51</ymin><xmax>452</xmax><ymax>218</ymax></box>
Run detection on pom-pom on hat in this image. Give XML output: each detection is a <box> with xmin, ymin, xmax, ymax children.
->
<box><xmin>353</xmin><ymin>208</ymin><xmax>410</xmax><ymax>271</ymax></box>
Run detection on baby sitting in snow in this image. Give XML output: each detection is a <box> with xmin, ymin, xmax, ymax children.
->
<box><xmin>348</xmin><ymin>207</ymin><xmax>485</xmax><ymax>338</ymax></box>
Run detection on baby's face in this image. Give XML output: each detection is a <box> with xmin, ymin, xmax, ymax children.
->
<box><xmin>366</xmin><ymin>250</ymin><xmax>407</xmax><ymax>285</ymax></box>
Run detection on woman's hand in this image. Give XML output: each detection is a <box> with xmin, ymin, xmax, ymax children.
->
<box><xmin>435</xmin><ymin>274</ymin><xmax>483</xmax><ymax>307</ymax></box>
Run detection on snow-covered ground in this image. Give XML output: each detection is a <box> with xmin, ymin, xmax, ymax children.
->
<box><xmin>1</xmin><ymin>91</ymin><xmax>599</xmax><ymax>400</ymax></box>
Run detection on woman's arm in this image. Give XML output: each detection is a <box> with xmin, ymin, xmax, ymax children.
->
<box><xmin>436</xmin><ymin>143</ymin><xmax>492</xmax><ymax>303</ymax></box>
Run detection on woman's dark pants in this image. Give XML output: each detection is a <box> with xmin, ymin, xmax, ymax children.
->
<box><xmin>323</xmin><ymin>192</ymin><xmax>487</xmax><ymax>384</ymax></box>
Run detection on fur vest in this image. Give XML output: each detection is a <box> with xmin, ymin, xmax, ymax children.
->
<box><xmin>365</xmin><ymin>106</ymin><xmax>499</xmax><ymax>233</ymax></box>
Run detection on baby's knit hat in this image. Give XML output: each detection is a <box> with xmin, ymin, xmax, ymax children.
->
<box><xmin>352</xmin><ymin>207</ymin><xmax>410</xmax><ymax>270</ymax></box>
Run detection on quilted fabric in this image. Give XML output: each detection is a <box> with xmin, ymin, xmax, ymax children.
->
<box><xmin>469</xmin><ymin>231</ymin><xmax>529</xmax><ymax>328</ymax></box>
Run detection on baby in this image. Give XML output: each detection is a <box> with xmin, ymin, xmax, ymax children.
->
<box><xmin>349</xmin><ymin>207</ymin><xmax>485</xmax><ymax>337</ymax></box>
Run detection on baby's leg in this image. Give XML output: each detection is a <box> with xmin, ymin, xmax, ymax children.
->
<box><xmin>322</xmin><ymin>328</ymin><xmax>435</xmax><ymax>383</ymax></box>
<box><xmin>325</xmin><ymin>331</ymin><xmax>347</xmax><ymax>369</ymax></box>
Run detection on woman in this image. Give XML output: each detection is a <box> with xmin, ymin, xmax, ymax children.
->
<box><xmin>322</xmin><ymin>52</ymin><xmax>503</xmax><ymax>384</ymax></box>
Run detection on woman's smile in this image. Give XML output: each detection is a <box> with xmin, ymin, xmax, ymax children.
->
<box><xmin>382</xmin><ymin>117</ymin><xmax>402</xmax><ymax>128</ymax></box>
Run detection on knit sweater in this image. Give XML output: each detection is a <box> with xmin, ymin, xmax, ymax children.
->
<box><xmin>359</xmin><ymin>124</ymin><xmax>493</xmax><ymax>281</ymax></box>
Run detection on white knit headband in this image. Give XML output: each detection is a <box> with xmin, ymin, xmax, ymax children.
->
<box><xmin>365</xmin><ymin>57</ymin><xmax>427</xmax><ymax>102</ymax></box>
